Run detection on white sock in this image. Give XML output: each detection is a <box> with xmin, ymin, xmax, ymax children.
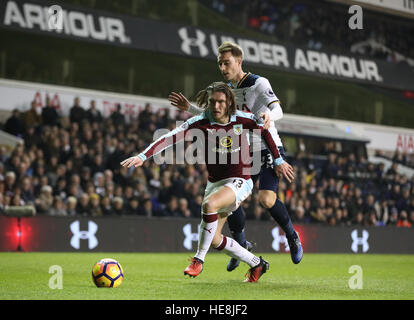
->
<box><xmin>216</xmin><ymin>236</ymin><xmax>260</xmax><ymax>267</ymax></box>
<box><xmin>194</xmin><ymin>213</ymin><xmax>218</xmax><ymax>262</ymax></box>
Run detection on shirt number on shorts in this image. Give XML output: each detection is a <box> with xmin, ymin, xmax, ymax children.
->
<box><xmin>265</xmin><ymin>153</ymin><xmax>274</xmax><ymax>168</ymax></box>
<box><xmin>232</xmin><ymin>179</ymin><xmax>244</xmax><ymax>189</ymax></box>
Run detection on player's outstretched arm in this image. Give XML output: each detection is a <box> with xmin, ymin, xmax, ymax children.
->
<box><xmin>121</xmin><ymin>119</ymin><xmax>193</xmax><ymax>170</ymax></box>
<box><xmin>120</xmin><ymin>156</ymin><xmax>143</xmax><ymax>168</ymax></box>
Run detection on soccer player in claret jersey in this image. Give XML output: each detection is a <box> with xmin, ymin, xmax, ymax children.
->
<box><xmin>169</xmin><ymin>41</ymin><xmax>303</xmax><ymax>271</ymax></box>
<box><xmin>121</xmin><ymin>82</ymin><xmax>295</xmax><ymax>282</ymax></box>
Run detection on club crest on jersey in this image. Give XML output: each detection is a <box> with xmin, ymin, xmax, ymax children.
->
<box><xmin>233</xmin><ymin>124</ymin><xmax>243</xmax><ymax>135</ymax></box>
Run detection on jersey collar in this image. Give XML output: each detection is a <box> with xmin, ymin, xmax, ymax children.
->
<box><xmin>227</xmin><ymin>72</ymin><xmax>250</xmax><ymax>89</ymax></box>
<box><xmin>237</xmin><ymin>72</ymin><xmax>251</xmax><ymax>88</ymax></box>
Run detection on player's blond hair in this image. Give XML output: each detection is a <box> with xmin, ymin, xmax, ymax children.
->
<box><xmin>195</xmin><ymin>82</ymin><xmax>236</xmax><ymax>116</ymax></box>
<box><xmin>217</xmin><ymin>41</ymin><xmax>244</xmax><ymax>61</ymax></box>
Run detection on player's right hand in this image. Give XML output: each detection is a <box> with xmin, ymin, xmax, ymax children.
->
<box><xmin>275</xmin><ymin>162</ymin><xmax>295</xmax><ymax>183</ymax></box>
<box><xmin>168</xmin><ymin>92</ymin><xmax>190</xmax><ymax>111</ymax></box>
<box><xmin>259</xmin><ymin>112</ymin><xmax>271</xmax><ymax>130</ymax></box>
<box><xmin>120</xmin><ymin>156</ymin><xmax>143</xmax><ymax>168</ymax></box>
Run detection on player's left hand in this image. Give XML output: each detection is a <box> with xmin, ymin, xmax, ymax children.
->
<box><xmin>275</xmin><ymin>162</ymin><xmax>295</xmax><ymax>183</ymax></box>
<box><xmin>120</xmin><ymin>156</ymin><xmax>143</xmax><ymax>168</ymax></box>
<box><xmin>260</xmin><ymin>113</ymin><xmax>270</xmax><ymax>130</ymax></box>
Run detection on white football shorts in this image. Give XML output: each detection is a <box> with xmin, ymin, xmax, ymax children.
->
<box><xmin>202</xmin><ymin>177</ymin><xmax>253</xmax><ymax>215</ymax></box>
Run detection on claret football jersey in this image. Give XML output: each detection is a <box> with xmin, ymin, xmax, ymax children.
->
<box><xmin>137</xmin><ymin>109</ymin><xmax>282</xmax><ymax>182</ymax></box>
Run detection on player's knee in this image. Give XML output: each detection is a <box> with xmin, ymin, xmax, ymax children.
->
<box><xmin>259</xmin><ymin>192</ymin><xmax>277</xmax><ymax>209</ymax></box>
<box><xmin>202</xmin><ymin>199</ymin><xmax>219</xmax><ymax>214</ymax></box>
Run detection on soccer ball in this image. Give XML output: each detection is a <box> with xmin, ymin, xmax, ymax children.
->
<box><xmin>92</xmin><ymin>258</ymin><xmax>124</xmax><ymax>288</ymax></box>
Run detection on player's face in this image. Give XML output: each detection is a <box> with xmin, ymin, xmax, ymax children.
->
<box><xmin>208</xmin><ymin>91</ymin><xmax>229</xmax><ymax>123</ymax></box>
<box><xmin>218</xmin><ymin>51</ymin><xmax>242</xmax><ymax>82</ymax></box>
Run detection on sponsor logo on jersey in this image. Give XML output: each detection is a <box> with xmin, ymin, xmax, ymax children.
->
<box><xmin>219</xmin><ymin>136</ymin><xmax>233</xmax><ymax>148</ymax></box>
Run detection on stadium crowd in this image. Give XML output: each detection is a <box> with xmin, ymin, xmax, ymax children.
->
<box><xmin>1</xmin><ymin>97</ymin><xmax>414</xmax><ymax>228</ymax></box>
<box><xmin>204</xmin><ymin>0</ymin><xmax>414</xmax><ymax>64</ymax></box>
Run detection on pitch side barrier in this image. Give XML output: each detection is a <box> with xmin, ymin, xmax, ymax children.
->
<box><xmin>0</xmin><ymin>215</ymin><xmax>413</xmax><ymax>253</ymax></box>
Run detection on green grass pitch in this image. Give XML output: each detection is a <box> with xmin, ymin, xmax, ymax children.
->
<box><xmin>1</xmin><ymin>252</ymin><xmax>413</xmax><ymax>300</ymax></box>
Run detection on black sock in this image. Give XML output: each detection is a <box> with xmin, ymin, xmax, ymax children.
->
<box><xmin>268</xmin><ymin>199</ymin><xmax>296</xmax><ymax>240</ymax></box>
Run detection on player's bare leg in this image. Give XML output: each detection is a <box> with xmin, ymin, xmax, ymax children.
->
<box><xmin>184</xmin><ymin>186</ymin><xmax>235</xmax><ymax>278</ymax></box>
<box><xmin>211</xmin><ymin>212</ymin><xmax>269</xmax><ymax>283</ymax></box>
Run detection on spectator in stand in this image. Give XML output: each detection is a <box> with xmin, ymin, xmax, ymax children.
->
<box><xmin>351</xmin><ymin>211</ymin><xmax>364</xmax><ymax>226</ymax></box>
<box><xmin>138</xmin><ymin>103</ymin><xmax>153</xmax><ymax>130</ymax></box>
<box><xmin>23</xmin><ymin>101</ymin><xmax>42</xmax><ymax>130</ymax></box>
<box><xmin>323</xmin><ymin>153</ymin><xmax>339</xmax><ymax>178</ymax></box>
<box><xmin>110</xmin><ymin>104</ymin><xmax>125</xmax><ymax>127</ymax></box>
<box><xmin>4</xmin><ymin>171</ymin><xmax>17</xmax><ymax>196</ymax></box>
<box><xmin>101</xmin><ymin>196</ymin><xmax>112</xmax><ymax>215</ymax></box>
<box><xmin>176</xmin><ymin>198</ymin><xmax>191</xmax><ymax>218</ymax></box>
<box><xmin>164</xmin><ymin>196</ymin><xmax>180</xmax><ymax>217</ymax></box>
<box><xmin>139</xmin><ymin>198</ymin><xmax>162</xmax><ymax>217</ymax></box>
<box><xmin>365</xmin><ymin>210</ymin><xmax>380</xmax><ymax>226</ymax></box>
<box><xmin>386</xmin><ymin>163</ymin><xmax>399</xmax><ymax>180</ymax></box>
<box><xmin>396</xmin><ymin>188</ymin><xmax>411</xmax><ymax>213</ymax></box>
<box><xmin>11</xmin><ymin>193</ymin><xmax>25</xmax><ymax>207</ymax></box>
<box><xmin>66</xmin><ymin>196</ymin><xmax>77</xmax><ymax>216</ymax></box>
<box><xmin>86</xmin><ymin>100</ymin><xmax>103</xmax><ymax>124</ymax></box>
<box><xmin>158</xmin><ymin>175</ymin><xmax>174</xmax><ymax>204</ymax></box>
<box><xmin>292</xmin><ymin>205</ymin><xmax>308</xmax><ymax>223</ymax></box>
<box><xmin>20</xmin><ymin>176</ymin><xmax>35</xmax><ymax>206</ymax></box>
<box><xmin>397</xmin><ymin>210</ymin><xmax>412</xmax><ymax>227</ymax></box>
<box><xmin>4</xmin><ymin>109</ymin><xmax>25</xmax><ymax>137</ymax></box>
<box><xmin>112</xmin><ymin>196</ymin><xmax>126</xmax><ymax>216</ymax></box>
<box><xmin>189</xmin><ymin>194</ymin><xmax>203</xmax><ymax>217</ymax></box>
<box><xmin>89</xmin><ymin>193</ymin><xmax>103</xmax><ymax>217</ymax></box>
<box><xmin>76</xmin><ymin>192</ymin><xmax>91</xmax><ymax>216</ymax></box>
<box><xmin>69</xmin><ymin>97</ymin><xmax>86</xmax><ymax>124</ymax></box>
<box><xmin>35</xmin><ymin>185</ymin><xmax>53</xmax><ymax>214</ymax></box>
<box><xmin>393</xmin><ymin>150</ymin><xmax>407</xmax><ymax>166</ymax></box>
<box><xmin>376</xmin><ymin>199</ymin><xmax>390</xmax><ymax>225</ymax></box>
<box><xmin>363</xmin><ymin>194</ymin><xmax>376</xmax><ymax>215</ymax></box>
<box><xmin>49</xmin><ymin>196</ymin><xmax>67</xmax><ymax>216</ymax></box>
<box><xmin>125</xmin><ymin>196</ymin><xmax>140</xmax><ymax>215</ymax></box>
<box><xmin>387</xmin><ymin>208</ymin><xmax>399</xmax><ymax>226</ymax></box>
<box><xmin>310</xmin><ymin>207</ymin><xmax>326</xmax><ymax>224</ymax></box>
<box><xmin>41</xmin><ymin>97</ymin><xmax>59</xmax><ymax>127</ymax></box>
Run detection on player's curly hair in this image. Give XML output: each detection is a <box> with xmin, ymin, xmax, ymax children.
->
<box><xmin>195</xmin><ymin>82</ymin><xmax>236</xmax><ymax>116</ymax></box>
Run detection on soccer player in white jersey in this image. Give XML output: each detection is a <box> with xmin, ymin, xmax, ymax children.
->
<box><xmin>122</xmin><ymin>82</ymin><xmax>294</xmax><ymax>282</ymax></box>
<box><xmin>169</xmin><ymin>41</ymin><xmax>303</xmax><ymax>271</ymax></box>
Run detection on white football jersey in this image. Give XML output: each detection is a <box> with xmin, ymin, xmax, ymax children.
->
<box><xmin>230</xmin><ymin>73</ymin><xmax>283</xmax><ymax>151</ymax></box>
